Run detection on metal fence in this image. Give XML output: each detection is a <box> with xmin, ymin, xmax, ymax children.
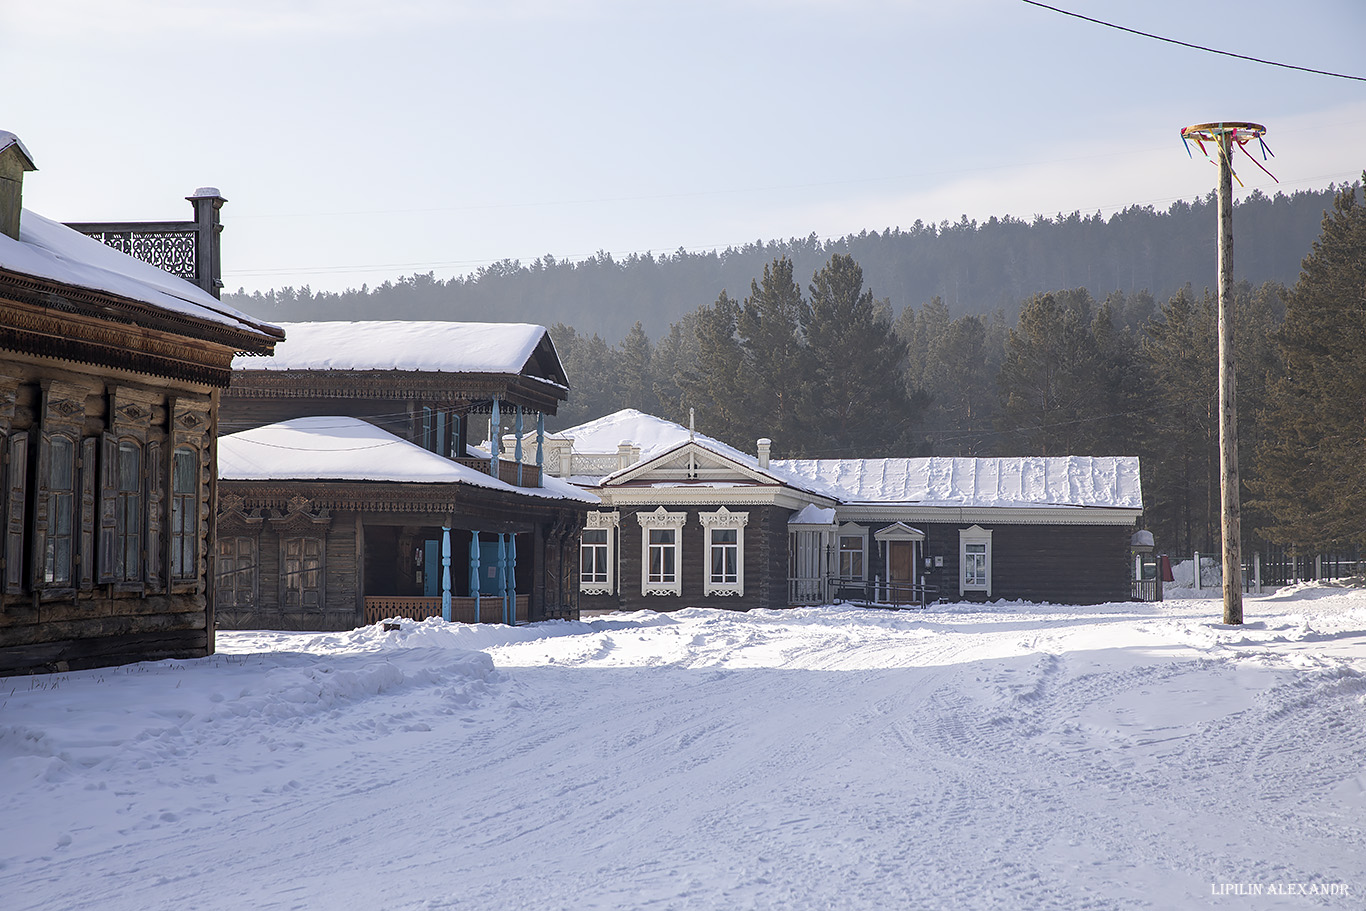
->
<box><xmin>1167</xmin><ymin>547</ymin><xmax>1363</xmax><ymax>594</ymax></box>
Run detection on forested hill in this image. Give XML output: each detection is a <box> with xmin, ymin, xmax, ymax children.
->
<box><xmin>224</xmin><ymin>184</ymin><xmax>1346</xmax><ymax>341</ymax></box>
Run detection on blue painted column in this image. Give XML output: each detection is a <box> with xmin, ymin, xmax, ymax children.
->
<box><xmin>536</xmin><ymin>412</ymin><xmax>545</xmax><ymax>487</ymax></box>
<box><xmin>469</xmin><ymin>531</ymin><xmax>481</xmax><ymax>624</ymax></box>
<box><xmin>490</xmin><ymin>398</ymin><xmax>501</xmax><ymax>481</ymax></box>
<box><xmin>441</xmin><ymin>526</ymin><xmax>452</xmax><ymax>621</ymax></box>
<box><xmin>515</xmin><ymin>405</ymin><xmax>524</xmax><ymax>487</ymax></box>
<box><xmin>496</xmin><ymin>534</ymin><xmax>509</xmax><ymax>624</ymax></box>
<box><xmin>507</xmin><ymin>534</ymin><xmax>518</xmax><ymax>624</ymax></box>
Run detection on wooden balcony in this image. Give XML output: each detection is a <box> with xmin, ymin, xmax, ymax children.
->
<box><xmin>363</xmin><ymin>594</ymin><xmax>531</xmax><ymax>625</ymax></box>
<box><xmin>453</xmin><ymin>458</ymin><xmax>542</xmax><ymax>489</ymax></box>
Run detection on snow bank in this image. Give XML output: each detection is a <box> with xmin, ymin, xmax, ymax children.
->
<box><xmin>4</xmin><ymin>588</ymin><xmax>1366</xmax><ymax>911</ymax></box>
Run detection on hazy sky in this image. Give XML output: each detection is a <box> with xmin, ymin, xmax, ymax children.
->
<box><xmin>4</xmin><ymin>0</ymin><xmax>1364</xmax><ymax>296</ymax></box>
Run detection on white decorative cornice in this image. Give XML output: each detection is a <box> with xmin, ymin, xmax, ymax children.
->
<box><xmin>698</xmin><ymin>507</ymin><xmax>749</xmax><ymax>528</ymax></box>
<box><xmin>586</xmin><ymin>511</ymin><xmax>620</xmax><ymax>530</ymax></box>
<box><xmin>635</xmin><ymin>506</ymin><xmax>686</xmax><ymax>528</ymax></box>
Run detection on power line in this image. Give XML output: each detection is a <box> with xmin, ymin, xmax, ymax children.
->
<box><xmin>1020</xmin><ymin>1</ymin><xmax>1366</xmax><ymax>82</ymax></box>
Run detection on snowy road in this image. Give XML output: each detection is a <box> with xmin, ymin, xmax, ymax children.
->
<box><xmin>3</xmin><ymin>588</ymin><xmax>1365</xmax><ymax>909</ymax></box>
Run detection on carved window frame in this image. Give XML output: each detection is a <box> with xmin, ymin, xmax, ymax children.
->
<box><xmin>169</xmin><ymin>399</ymin><xmax>211</xmax><ymax>592</ymax></box>
<box><xmin>216</xmin><ymin>494</ymin><xmax>264</xmax><ymax>611</ymax></box>
<box><xmin>959</xmin><ymin>525</ymin><xmax>993</xmax><ymax>597</ymax></box>
<box><xmin>271</xmin><ymin>497</ymin><xmax>331</xmax><ymax>611</ymax></box>
<box><xmin>579</xmin><ymin>511</ymin><xmax>619</xmax><ymax>595</ymax></box>
<box><xmin>699</xmin><ymin>507</ymin><xmax>748</xmax><ymax>597</ymax></box>
<box><xmin>637</xmin><ymin>507</ymin><xmax>685</xmax><ymax>597</ymax></box>
<box><xmin>33</xmin><ymin>380</ymin><xmax>89</xmax><ymax>597</ymax></box>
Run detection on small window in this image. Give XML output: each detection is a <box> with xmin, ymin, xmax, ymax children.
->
<box><xmin>709</xmin><ymin>528</ymin><xmax>738</xmax><ymax>585</ymax></box>
<box><xmin>648</xmin><ymin>528</ymin><xmax>676</xmax><ymax>584</ymax></box>
<box><xmin>637</xmin><ymin>509</ymin><xmax>685</xmax><ymax>596</ymax></box>
<box><xmin>43</xmin><ymin>435</ymin><xmax>75</xmax><ymax>586</ymax></box>
<box><xmin>959</xmin><ymin>525</ymin><xmax>993</xmax><ymax>596</ymax></box>
<box><xmin>116</xmin><ymin>440</ymin><xmax>142</xmax><ymax>583</ymax></box>
<box><xmin>282</xmin><ymin>535</ymin><xmax>324</xmax><ymax>608</ymax></box>
<box><xmin>700</xmin><ymin>508</ymin><xmax>747</xmax><ymax>597</ymax></box>
<box><xmin>581</xmin><ymin>528</ymin><xmax>609</xmax><ymax>585</ymax></box>
<box><xmin>839</xmin><ymin>534</ymin><xmax>864</xmax><ymax>579</ymax></box>
<box><xmin>170</xmin><ymin>447</ymin><xmax>198</xmax><ymax>581</ymax></box>
<box><xmin>217</xmin><ymin>535</ymin><xmax>259</xmax><ymax>608</ymax></box>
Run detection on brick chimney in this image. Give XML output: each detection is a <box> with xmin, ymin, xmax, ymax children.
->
<box><xmin>757</xmin><ymin>438</ymin><xmax>772</xmax><ymax>469</ymax></box>
<box><xmin>0</xmin><ymin>131</ymin><xmax>38</xmax><ymax>241</ymax></box>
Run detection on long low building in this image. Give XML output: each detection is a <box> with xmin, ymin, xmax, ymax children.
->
<box><xmin>515</xmin><ymin>409</ymin><xmax>1143</xmax><ymax>610</ymax></box>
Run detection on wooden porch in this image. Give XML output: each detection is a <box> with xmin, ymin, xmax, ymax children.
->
<box><xmin>363</xmin><ymin>594</ymin><xmax>531</xmax><ymax>625</ymax></box>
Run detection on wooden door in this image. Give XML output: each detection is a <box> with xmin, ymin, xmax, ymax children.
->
<box><xmin>889</xmin><ymin>541</ymin><xmax>915</xmax><ymax>604</ymax></box>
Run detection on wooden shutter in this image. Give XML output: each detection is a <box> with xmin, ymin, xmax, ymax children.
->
<box><xmin>4</xmin><ymin>431</ymin><xmax>28</xmax><ymax>595</ymax></box>
<box><xmin>29</xmin><ymin>433</ymin><xmax>51</xmax><ymax>591</ymax></box>
<box><xmin>97</xmin><ymin>432</ymin><xmax>117</xmax><ymax>584</ymax></box>
<box><xmin>79</xmin><ymin>437</ymin><xmax>96</xmax><ymax>590</ymax></box>
<box><xmin>145</xmin><ymin>439</ymin><xmax>163</xmax><ymax>591</ymax></box>
<box><xmin>303</xmin><ymin>536</ymin><xmax>324</xmax><ymax>609</ymax></box>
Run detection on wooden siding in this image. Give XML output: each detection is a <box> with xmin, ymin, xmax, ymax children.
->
<box><xmin>604</xmin><ymin>504</ymin><xmax>792</xmax><ymax>613</ymax></box>
<box><xmin>0</xmin><ymin>363</ymin><xmax>218</xmax><ymax>676</ymax></box>
<box><xmin>874</xmin><ymin>521</ymin><xmax>1132</xmax><ymax>605</ymax></box>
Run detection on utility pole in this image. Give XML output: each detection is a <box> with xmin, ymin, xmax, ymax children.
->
<box><xmin>1215</xmin><ymin>129</ymin><xmax>1243</xmax><ymax>626</ymax></box>
<box><xmin>1180</xmin><ymin>121</ymin><xmax>1272</xmax><ymax>625</ymax></box>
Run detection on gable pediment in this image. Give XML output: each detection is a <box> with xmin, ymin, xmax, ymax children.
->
<box><xmin>607</xmin><ymin>441</ymin><xmax>778</xmax><ymax>487</ymax></box>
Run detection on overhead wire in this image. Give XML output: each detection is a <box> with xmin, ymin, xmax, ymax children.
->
<box><xmin>1020</xmin><ymin>0</ymin><xmax>1366</xmax><ymax>82</ymax></box>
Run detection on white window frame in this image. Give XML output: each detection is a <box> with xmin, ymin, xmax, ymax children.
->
<box><xmin>959</xmin><ymin>525</ymin><xmax>993</xmax><ymax>597</ymax></box>
<box><xmin>836</xmin><ymin>522</ymin><xmax>868</xmax><ymax>581</ymax></box>
<box><xmin>699</xmin><ymin>507</ymin><xmax>748</xmax><ymax>597</ymax></box>
<box><xmin>579</xmin><ymin>511</ymin><xmax>619</xmax><ymax>595</ymax></box>
<box><xmin>637</xmin><ymin>507</ymin><xmax>686</xmax><ymax>597</ymax></box>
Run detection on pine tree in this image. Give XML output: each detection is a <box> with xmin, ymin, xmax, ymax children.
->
<box><xmin>736</xmin><ymin>258</ymin><xmax>810</xmax><ymax>453</ymax></box>
<box><xmin>801</xmin><ymin>254</ymin><xmax>923</xmax><ymax>456</ymax></box>
<box><xmin>995</xmin><ymin>291</ymin><xmax>1107</xmax><ymax>456</ymax></box>
<box><xmin>1254</xmin><ymin>178</ymin><xmax>1366</xmax><ymax>548</ymax></box>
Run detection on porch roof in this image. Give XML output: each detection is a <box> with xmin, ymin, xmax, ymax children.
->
<box><xmin>219</xmin><ymin>416</ymin><xmax>597</xmax><ymax>503</ymax></box>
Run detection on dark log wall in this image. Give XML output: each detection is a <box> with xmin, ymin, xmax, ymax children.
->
<box><xmin>0</xmin><ymin>362</ymin><xmax>218</xmax><ymax>675</ymax></box>
<box><xmin>591</xmin><ymin>504</ymin><xmax>792</xmax><ymax>614</ymax></box>
<box><xmin>898</xmin><ymin>522</ymin><xmax>1132</xmax><ymax>605</ymax></box>
<box><xmin>215</xmin><ymin>512</ymin><xmax>360</xmax><ymax>631</ymax></box>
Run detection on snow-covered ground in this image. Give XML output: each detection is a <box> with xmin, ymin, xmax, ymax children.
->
<box><xmin>4</xmin><ymin>587</ymin><xmax>1365</xmax><ymax>910</ymax></box>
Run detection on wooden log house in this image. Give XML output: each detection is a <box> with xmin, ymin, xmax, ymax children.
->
<box><xmin>216</xmin><ymin>321</ymin><xmax>597</xmax><ymax>630</ymax></box>
<box><xmin>0</xmin><ymin>131</ymin><xmax>282</xmax><ymax>675</ymax></box>
<box><xmin>536</xmin><ymin>409</ymin><xmax>1143</xmax><ymax>612</ymax></box>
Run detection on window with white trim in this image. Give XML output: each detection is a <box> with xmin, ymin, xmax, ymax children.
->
<box><xmin>835</xmin><ymin>523</ymin><xmax>867</xmax><ymax>581</ymax></box>
<box><xmin>959</xmin><ymin>525</ymin><xmax>993</xmax><ymax>597</ymax></box>
<box><xmin>637</xmin><ymin>507</ymin><xmax>685</xmax><ymax>596</ymax></box>
<box><xmin>839</xmin><ymin>535</ymin><xmax>864</xmax><ymax>579</ymax></box>
<box><xmin>579</xmin><ymin>512</ymin><xmax>619</xmax><ymax>595</ymax></box>
<box><xmin>699</xmin><ymin>507</ymin><xmax>748</xmax><ymax>597</ymax></box>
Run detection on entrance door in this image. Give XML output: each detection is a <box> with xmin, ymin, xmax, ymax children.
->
<box><xmin>888</xmin><ymin>541</ymin><xmax>916</xmax><ymax>605</ymax></box>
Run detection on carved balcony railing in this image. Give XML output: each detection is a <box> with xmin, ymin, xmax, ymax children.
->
<box><xmin>65</xmin><ymin>189</ymin><xmax>227</xmax><ymax>298</ymax></box>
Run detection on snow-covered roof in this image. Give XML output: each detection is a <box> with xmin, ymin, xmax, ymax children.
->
<box><xmin>769</xmin><ymin>456</ymin><xmax>1142</xmax><ymax>509</ymax></box>
<box><xmin>232</xmin><ymin>321</ymin><xmax>558</xmax><ymax>376</ymax></box>
<box><xmin>788</xmin><ymin>504</ymin><xmax>837</xmax><ymax>525</ymax></box>
<box><xmin>553</xmin><ymin>409</ymin><xmax>698</xmax><ymax>460</ymax></box>
<box><xmin>219</xmin><ymin>416</ymin><xmax>597</xmax><ymax>503</ymax></box>
<box><xmin>0</xmin><ymin>210</ymin><xmax>280</xmax><ymax>340</ymax></box>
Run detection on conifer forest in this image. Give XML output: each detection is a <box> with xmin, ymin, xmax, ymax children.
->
<box><xmin>226</xmin><ymin>181</ymin><xmax>1366</xmax><ymax>558</ymax></box>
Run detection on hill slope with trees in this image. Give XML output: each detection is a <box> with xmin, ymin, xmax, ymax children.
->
<box><xmin>225</xmin><ymin>186</ymin><xmax>1343</xmax><ymax>341</ymax></box>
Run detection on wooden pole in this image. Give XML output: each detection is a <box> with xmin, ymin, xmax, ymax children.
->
<box><xmin>1216</xmin><ymin>130</ymin><xmax>1244</xmax><ymax>625</ymax></box>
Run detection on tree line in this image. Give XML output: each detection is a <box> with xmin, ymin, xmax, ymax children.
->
<box><xmin>549</xmin><ymin>178</ymin><xmax>1366</xmax><ymax>558</ymax></box>
<box><xmin>224</xmin><ymin>186</ymin><xmax>1343</xmax><ymax>343</ymax></box>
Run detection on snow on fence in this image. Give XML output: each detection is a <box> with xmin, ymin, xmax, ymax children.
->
<box><xmin>1168</xmin><ymin>548</ymin><xmax>1362</xmax><ymax>594</ymax></box>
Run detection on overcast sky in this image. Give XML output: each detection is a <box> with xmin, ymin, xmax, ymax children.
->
<box><xmin>4</xmin><ymin>0</ymin><xmax>1364</xmax><ymax>295</ymax></box>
